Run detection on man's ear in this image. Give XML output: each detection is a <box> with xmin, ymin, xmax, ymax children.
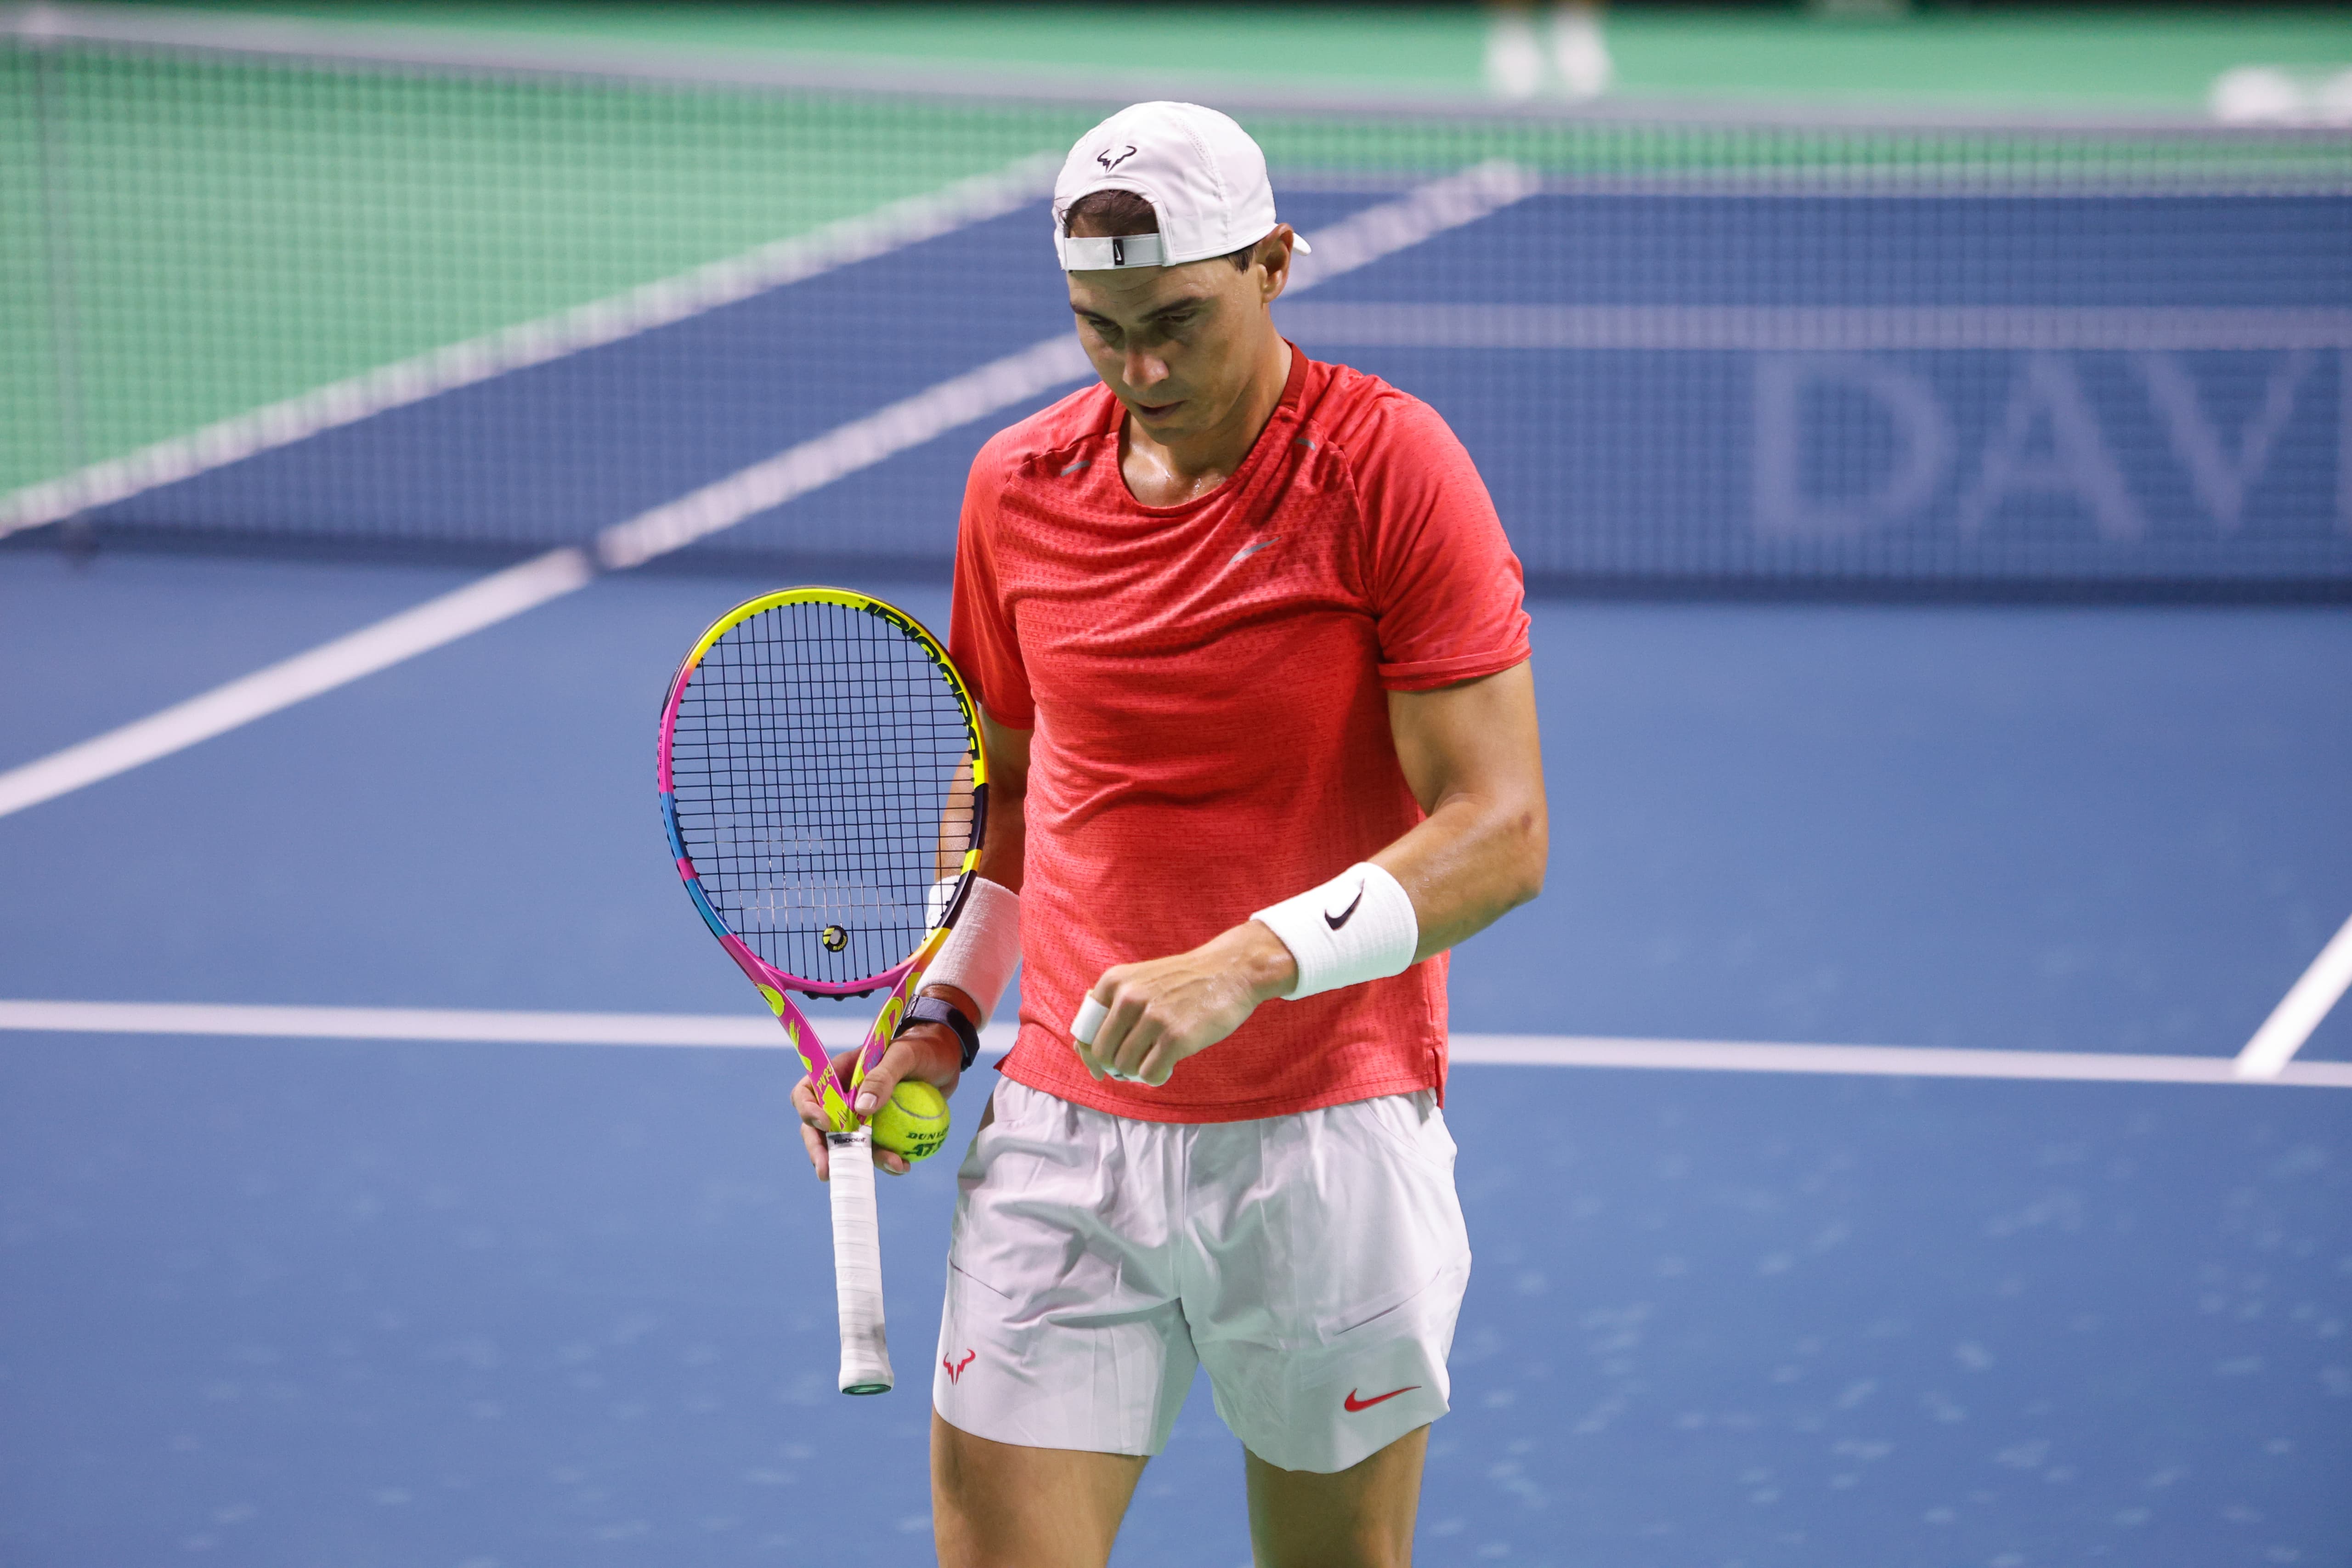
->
<box><xmin>1257</xmin><ymin>227</ymin><xmax>1295</xmax><ymax>306</ymax></box>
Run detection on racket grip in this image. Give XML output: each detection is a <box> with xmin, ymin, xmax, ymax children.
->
<box><xmin>827</xmin><ymin>1131</ymin><xmax>893</xmax><ymax>1395</ymax></box>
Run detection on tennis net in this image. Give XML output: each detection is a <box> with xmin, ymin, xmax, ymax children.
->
<box><xmin>7</xmin><ymin>8</ymin><xmax>2350</xmax><ymax>593</ymax></box>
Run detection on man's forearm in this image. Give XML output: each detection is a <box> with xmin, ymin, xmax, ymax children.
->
<box><xmin>1371</xmin><ymin>787</ymin><xmax>1547</xmax><ymax>962</ymax></box>
<box><xmin>917</xmin><ymin>712</ymin><xmax>1030</xmax><ymax>1037</ymax></box>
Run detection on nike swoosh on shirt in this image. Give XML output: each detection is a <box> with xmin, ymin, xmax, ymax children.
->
<box><xmin>1344</xmin><ymin>1385</ymin><xmax>1420</xmax><ymax>1412</ymax></box>
<box><xmin>1324</xmin><ymin>883</ymin><xmax>1365</xmax><ymax>929</ymax></box>
<box><xmin>1227</xmin><ymin>536</ymin><xmax>1282</xmax><ymax>566</ymax></box>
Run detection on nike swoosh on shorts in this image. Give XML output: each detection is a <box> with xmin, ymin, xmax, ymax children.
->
<box><xmin>1343</xmin><ymin>1385</ymin><xmax>1420</xmax><ymax>1412</ymax></box>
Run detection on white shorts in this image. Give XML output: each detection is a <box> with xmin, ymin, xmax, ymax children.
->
<box><xmin>933</xmin><ymin>1078</ymin><xmax>1471</xmax><ymax>1474</ymax></box>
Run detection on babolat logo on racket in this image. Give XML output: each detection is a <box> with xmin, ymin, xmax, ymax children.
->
<box><xmin>859</xmin><ymin>600</ymin><xmax>983</xmax><ymax>757</ymax></box>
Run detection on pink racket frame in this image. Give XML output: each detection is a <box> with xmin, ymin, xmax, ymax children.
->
<box><xmin>655</xmin><ymin>588</ymin><xmax>985</xmax><ymax>1132</ymax></box>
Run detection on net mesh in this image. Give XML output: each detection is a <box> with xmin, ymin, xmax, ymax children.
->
<box><xmin>666</xmin><ymin>597</ymin><xmax>978</xmax><ymax>989</ymax></box>
<box><xmin>6</xmin><ymin>24</ymin><xmax>2350</xmax><ymax>593</ymax></box>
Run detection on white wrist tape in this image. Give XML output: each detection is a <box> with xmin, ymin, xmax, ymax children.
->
<box><xmin>922</xmin><ymin>876</ymin><xmax>1020</xmax><ymax>1021</ymax></box>
<box><xmin>1069</xmin><ymin>993</ymin><xmax>1141</xmax><ymax>1082</ymax></box>
<box><xmin>926</xmin><ymin>875</ymin><xmax>960</xmax><ymax>930</ymax></box>
<box><xmin>1250</xmin><ymin>862</ymin><xmax>1419</xmax><ymax>1001</ymax></box>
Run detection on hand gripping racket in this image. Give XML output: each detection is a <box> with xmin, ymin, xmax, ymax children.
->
<box><xmin>657</xmin><ymin>588</ymin><xmax>986</xmax><ymax>1395</ymax></box>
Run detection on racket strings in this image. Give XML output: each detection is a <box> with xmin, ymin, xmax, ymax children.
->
<box><xmin>669</xmin><ymin>600</ymin><xmax>978</xmax><ymax>986</ymax></box>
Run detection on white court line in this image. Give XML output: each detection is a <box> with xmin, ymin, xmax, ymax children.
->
<box><xmin>0</xmin><ymin>549</ymin><xmax>597</xmax><ymax>819</ymax></box>
<box><xmin>1285</xmin><ymin>161</ymin><xmax>1539</xmax><ymax>292</ymax></box>
<box><xmin>1276</xmin><ymin>301</ymin><xmax>2352</xmax><ymax>353</ymax></box>
<box><xmin>2234</xmin><ymin>911</ymin><xmax>2352</xmax><ymax>1079</ymax></box>
<box><xmin>0</xmin><ymin>997</ymin><xmax>906</xmax><ymax>1052</ymax></box>
<box><xmin>0</xmin><ymin>152</ymin><xmax>1063</xmax><ymax>538</ymax></box>
<box><xmin>593</xmin><ymin>336</ymin><xmax>1090</xmax><ymax>570</ymax></box>
<box><xmin>0</xmin><ymin>325</ymin><xmax>1086</xmax><ymax>816</ymax></box>
<box><xmin>3</xmin><ymin>999</ymin><xmax>2349</xmax><ymax>1087</ymax></box>
<box><xmin>0</xmin><ymin>161</ymin><xmax>1538</xmax><ymax>821</ymax></box>
<box><xmin>1453</xmin><ymin>1034</ymin><xmax>2352</xmax><ymax>1088</ymax></box>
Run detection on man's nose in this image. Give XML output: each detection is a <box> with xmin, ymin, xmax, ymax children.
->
<box><xmin>1123</xmin><ymin>348</ymin><xmax>1169</xmax><ymax>391</ymax></box>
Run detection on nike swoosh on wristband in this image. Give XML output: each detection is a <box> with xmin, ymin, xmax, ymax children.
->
<box><xmin>1325</xmin><ymin>883</ymin><xmax>1365</xmax><ymax>930</ymax></box>
<box><xmin>1344</xmin><ymin>1385</ymin><xmax>1420</xmax><ymax>1412</ymax></box>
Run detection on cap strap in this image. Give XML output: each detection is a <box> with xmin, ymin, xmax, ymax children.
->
<box><xmin>1061</xmin><ymin>232</ymin><xmax>1166</xmax><ymax>271</ymax></box>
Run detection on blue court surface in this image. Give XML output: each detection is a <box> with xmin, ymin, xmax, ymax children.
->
<box><xmin>5</xmin><ymin>157</ymin><xmax>2352</xmax><ymax>1566</ymax></box>
<box><xmin>3</xmin><ymin>549</ymin><xmax>2347</xmax><ymax>1568</ymax></box>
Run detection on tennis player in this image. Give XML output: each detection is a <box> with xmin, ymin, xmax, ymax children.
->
<box><xmin>795</xmin><ymin>101</ymin><xmax>1546</xmax><ymax>1568</ymax></box>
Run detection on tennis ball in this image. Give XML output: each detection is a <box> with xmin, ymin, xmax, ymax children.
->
<box><xmin>869</xmin><ymin>1079</ymin><xmax>952</xmax><ymax>1161</ymax></box>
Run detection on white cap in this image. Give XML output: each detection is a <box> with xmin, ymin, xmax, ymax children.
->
<box><xmin>1052</xmin><ymin>101</ymin><xmax>1309</xmax><ymax>272</ymax></box>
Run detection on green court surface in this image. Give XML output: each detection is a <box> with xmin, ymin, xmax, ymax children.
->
<box><xmin>0</xmin><ymin>46</ymin><xmax>1092</xmax><ymax>500</ymax></box>
<box><xmin>95</xmin><ymin>2</ymin><xmax>2352</xmax><ymax>113</ymax></box>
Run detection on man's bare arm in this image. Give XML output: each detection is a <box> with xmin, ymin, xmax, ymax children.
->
<box><xmin>1373</xmin><ymin>658</ymin><xmax>1548</xmax><ymax>956</ymax></box>
<box><xmin>1080</xmin><ymin>659</ymin><xmax>1546</xmax><ymax>1084</ymax></box>
<box><xmin>920</xmin><ymin>710</ymin><xmax>1030</xmax><ymax>1023</ymax></box>
<box><xmin>793</xmin><ymin>711</ymin><xmax>1031</xmax><ymax>1177</ymax></box>
<box><xmin>969</xmin><ymin>711</ymin><xmax>1032</xmax><ymax>895</ymax></box>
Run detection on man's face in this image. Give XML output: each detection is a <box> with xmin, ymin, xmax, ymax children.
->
<box><xmin>1065</xmin><ymin>234</ymin><xmax>1289</xmax><ymax>446</ymax></box>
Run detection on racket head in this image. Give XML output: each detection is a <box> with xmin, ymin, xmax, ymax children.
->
<box><xmin>657</xmin><ymin>586</ymin><xmax>988</xmax><ymax>1001</ymax></box>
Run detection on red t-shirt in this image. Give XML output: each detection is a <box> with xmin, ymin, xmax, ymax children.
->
<box><xmin>950</xmin><ymin>346</ymin><xmax>1530</xmax><ymax>1123</ymax></box>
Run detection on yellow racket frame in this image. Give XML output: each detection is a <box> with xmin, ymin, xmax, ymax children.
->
<box><xmin>659</xmin><ymin>586</ymin><xmax>989</xmax><ymax>1132</ymax></box>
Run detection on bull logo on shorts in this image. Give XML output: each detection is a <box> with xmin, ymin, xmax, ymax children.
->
<box><xmin>943</xmin><ymin>1349</ymin><xmax>977</xmax><ymax>1384</ymax></box>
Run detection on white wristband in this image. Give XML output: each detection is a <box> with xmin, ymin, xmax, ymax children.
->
<box><xmin>1250</xmin><ymin>862</ymin><xmax>1419</xmax><ymax>1001</ymax></box>
<box><xmin>922</xmin><ymin>876</ymin><xmax>1020</xmax><ymax>1020</ymax></box>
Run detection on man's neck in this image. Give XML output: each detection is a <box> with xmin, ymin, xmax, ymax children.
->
<box><xmin>1120</xmin><ymin>337</ymin><xmax>1292</xmax><ymax>508</ymax></box>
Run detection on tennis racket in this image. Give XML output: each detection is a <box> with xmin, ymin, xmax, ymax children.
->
<box><xmin>656</xmin><ymin>587</ymin><xmax>986</xmax><ymax>1395</ymax></box>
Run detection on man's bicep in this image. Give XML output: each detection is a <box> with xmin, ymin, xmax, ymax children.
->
<box><xmin>975</xmin><ymin>710</ymin><xmax>1033</xmax><ymax>893</ymax></box>
<box><xmin>1385</xmin><ymin>660</ymin><xmax>1542</xmax><ymax>817</ymax></box>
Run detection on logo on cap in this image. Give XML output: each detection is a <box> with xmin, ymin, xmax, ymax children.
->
<box><xmin>1096</xmin><ymin>143</ymin><xmax>1139</xmax><ymax>172</ymax></box>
